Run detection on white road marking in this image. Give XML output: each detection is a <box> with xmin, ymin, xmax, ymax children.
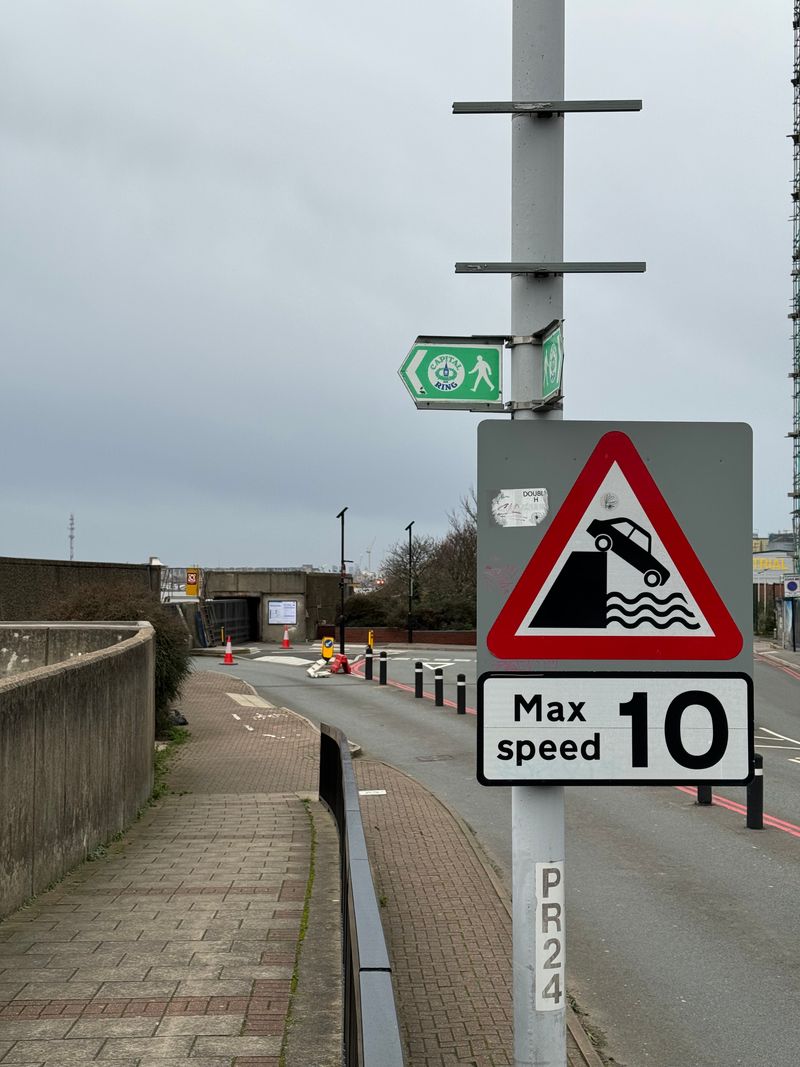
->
<box><xmin>423</xmin><ymin>661</ymin><xmax>456</xmax><ymax>671</ymax></box>
<box><xmin>758</xmin><ymin>726</ymin><xmax>800</xmax><ymax>746</ymax></box>
<box><xmin>253</xmin><ymin>655</ymin><xmax>314</xmax><ymax>666</ymax></box>
<box><xmin>358</xmin><ymin>789</ymin><xmax>387</xmax><ymax>796</ymax></box>
<box><xmin>244</xmin><ymin>725</ymin><xmax>254</xmax><ymax>732</ymax></box>
<box><xmin>231</xmin><ymin>713</ymin><xmax>241</xmax><ymax>720</ymax></box>
<box><xmin>227</xmin><ymin>693</ymin><xmax>275</xmax><ymax>708</ymax></box>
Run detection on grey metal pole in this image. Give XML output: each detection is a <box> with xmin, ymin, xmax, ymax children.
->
<box><xmin>405</xmin><ymin>521</ymin><xmax>415</xmax><ymax>643</ymax></box>
<box><xmin>511</xmin><ymin>3</ymin><xmax>566</xmax><ymax>1064</ymax></box>
<box><xmin>336</xmin><ymin>507</ymin><xmax>348</xmax><ymax>655</ymax></box>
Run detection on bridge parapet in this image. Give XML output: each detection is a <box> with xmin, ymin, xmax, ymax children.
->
<box><xmin>0</xmin><ymin>622</ymin><xmax>155</xmax><ymax>920</ymax></box>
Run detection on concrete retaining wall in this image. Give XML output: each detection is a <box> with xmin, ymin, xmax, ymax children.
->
<box><xmin>0</xmin><ymin>556</ymin><xmax>161</xmax><ymax>621</ymax></box>
<box><xmin>0</xmin><ymin>623</ymin><xmax>155</xmax><ymax>920</ymax></box>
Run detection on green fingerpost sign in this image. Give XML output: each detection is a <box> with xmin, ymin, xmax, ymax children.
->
<box><xmin>541</xmin><ymin>323</ymin><xmax>564</xmax><ymax>402</ymax></box>
<box><xmin>398</xmin><ymin>337</ymin><xmax>504</xmax><ymax>410</ymax></box>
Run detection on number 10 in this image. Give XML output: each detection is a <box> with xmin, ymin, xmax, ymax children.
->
<box><xmin>619</xmin><ymin>691</ymin><xmax>729</xmax><ymax>769</ymax></box>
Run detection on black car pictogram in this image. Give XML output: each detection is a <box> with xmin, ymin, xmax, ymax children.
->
<box><xmin>587</xmin><ymin>517</ymin><xmax>670</xmax><ymax>587</ymax></box>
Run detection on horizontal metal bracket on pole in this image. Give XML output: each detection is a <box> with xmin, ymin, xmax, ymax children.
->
<box><xmin>507</xmin><ymin>321</ymin><xmax>562</xmax><ymax>346</ymax></box>
<box><xmin>415</xmin><ymin>400</ymin><xmax>506</xmax><ymax>413</ymax></box>
<box><xmin>456</xmin><ymin>262</ymin><xmax>646</xmax><ymax>275</ymax></box>
<box><xmin>415</xmin><ymin>334</ymin><xmax>510</xmax><ymax>345</ymax></box>
<box><xmin>452</xmin><ymin>100</ymin><xmax>642</xmax><ymax>115</ymax></box>
<box><xmin>506</xmin><ymin>399</ymin><xmax>563</xmax><ymax>412</ymax></box>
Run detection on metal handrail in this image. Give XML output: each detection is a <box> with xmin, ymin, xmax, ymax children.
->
<box><xmin>318</xmin><ymin>723</ymin><xmax>405</xmax><ymax>1066</ymax></box>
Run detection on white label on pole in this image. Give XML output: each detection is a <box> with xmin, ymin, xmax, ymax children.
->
<box><xmin>535</xmin><ymin>861</ymin><xmax>565</xmax><ymax>1012</ymax></box>
<box><xmin>491</xmin><ymin>488</ymin><xmax>548</xmax><ymax>528</ymax></box>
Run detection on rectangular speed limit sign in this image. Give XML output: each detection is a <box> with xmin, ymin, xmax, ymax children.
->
<box><xmin>478</xmin><ymin>672</ymin><xmax>753</xmax><ymax>786</ymax></box>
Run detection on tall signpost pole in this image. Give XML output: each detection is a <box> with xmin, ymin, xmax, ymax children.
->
<box><xmin>511</xmin><ymin>3</ymin><xmax>565</xmax><ymax>1064</ymax></box>
<box><xmin>336</xmin><ymin>507</ymin><xmax>348</xmax><ymax>655</ymax></box>
<box><xmin>405</xmin><ymin>520</ymin><xmax>415</xmax><ymax>643</ymax></box>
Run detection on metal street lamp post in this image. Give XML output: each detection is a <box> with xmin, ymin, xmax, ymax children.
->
<box><xmin>336</xmin><ymin>507</ymin><xmax>348</xmax><ymax>654</ymax></box>
<box><xmin>405</xmin><ymin>521</ymin><xmax>415</xmax><ymax>643</ymax></box>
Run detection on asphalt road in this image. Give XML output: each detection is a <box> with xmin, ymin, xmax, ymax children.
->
<box><xmin>193</xmin><ymin>646</ymin><xmax>800</xmax><ymax>1067</ymax></box>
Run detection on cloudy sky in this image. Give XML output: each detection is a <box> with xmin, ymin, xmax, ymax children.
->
<box><xmin>1</xmin><ymin>1</ymin><xmax>792</xmax><ymax>571</ymax></box>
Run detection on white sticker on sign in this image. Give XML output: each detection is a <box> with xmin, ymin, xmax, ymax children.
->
<box><xmin>535</xmin><ymin>861</ymin><xmax>565</xmax><ymax>1012</ymax></box>
<box><xmin>491</xmin><ymin>488</ymin><xmax>548</xmax><ymax>528</ymax></box>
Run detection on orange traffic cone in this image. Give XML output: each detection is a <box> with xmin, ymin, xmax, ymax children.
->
<box><xmin>222</xmin><ymin>636</ymin><xmax>235</xmax><ymax>665</ymax></box>
<box><xmin>281</xmin><ymin>625</ymin><xmax>291</xmax><ymax>649</ymax></box>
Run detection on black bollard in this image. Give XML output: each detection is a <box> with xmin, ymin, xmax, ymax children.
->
<box><xmin>696</xmin><ymin>785</ymin><xmax>712</xmax><ymax>806</ymax></box>
<box><xmin>747</xmin><ymin>753</ymin><xmax>764</xmax><ymax>829</ymax></box>
<box><xmin>414</xmin><ymin>661</ymin><xmax>423</xmax><ymax>698</ymax></box>
<box><xmin>364</xmin><ymin>647</ymin><xmax>373</xmax><ymax>681</ymax></box>
<box><xmin>457</xmin><ymin>673</ymin><xmax>466</xmax><ymax>714</ymax></box>
<box><xmin>379</xmin><ymin>650</ymin><xmax>387</xmax><ymax>686</ymax></box>
<box><xmin>434</xmin><ymin>667</ymin><xmax>444</xmax><ymax>707</ymax></box>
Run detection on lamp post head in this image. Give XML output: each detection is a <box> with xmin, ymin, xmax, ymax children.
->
<box><xmin>405</xmin><ymin>521</ymin><xmax>415</xmax><ymax>533</ymax></box>
<box><xmin>336</xmin><ymin>507</ymin><xmax>349</xmax><ymax>520</ymax></box>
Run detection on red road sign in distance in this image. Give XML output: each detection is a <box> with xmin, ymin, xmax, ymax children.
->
<box><xmin>487</xmin><ymin>431</ymin><xmax>742</xmax><ymax>661</ymax></box>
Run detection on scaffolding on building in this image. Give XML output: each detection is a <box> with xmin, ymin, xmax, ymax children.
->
<box><xmin>791</xmin><ymin>0</ymin><xmax>800</xmax><ymax>568</ymax></box>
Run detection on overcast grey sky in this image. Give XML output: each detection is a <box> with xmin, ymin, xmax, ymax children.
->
<box><xmin>1</xmin><ymin>1</ymin><xmax>792</xmax><ymax>571</ymax></box>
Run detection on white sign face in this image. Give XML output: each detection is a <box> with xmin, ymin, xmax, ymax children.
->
<box><xmin>516</xmin><ymin>463</ymin><xmax>714</xmax><ymax>638</ymax></box>
<box><xmin>268</xmin><ymin>600</ymin><xmax>297</xmax><ymax>625</ymax></box>
<box><xmin>478</xmin><ymin>672</ymin><xmax>753</xmax><ymax>785</ymax></box>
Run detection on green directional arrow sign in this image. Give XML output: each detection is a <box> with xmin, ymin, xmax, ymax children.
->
<box><xmin>541</xmin><ymin>322</ymin><xmax>564</xmax><ymax>402</ymax></box>
<box><xmin>399</xmin><ymin>338</ymin><xmax>503</xmax><ymax>409</ymax></box>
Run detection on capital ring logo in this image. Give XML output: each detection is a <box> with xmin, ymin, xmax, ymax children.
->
<box><xmin>428</xmin><ymin>353</ymin><xmax>465</xmax><ymax>393</ymax></box>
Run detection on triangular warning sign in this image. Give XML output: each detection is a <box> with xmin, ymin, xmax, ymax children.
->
<box><xmin>487</xmin><ymin>431</ymin><xmax>742</xmax><ymax>661</ymax></box>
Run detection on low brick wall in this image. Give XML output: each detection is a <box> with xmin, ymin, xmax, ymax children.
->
<box><xmin>317</xmin><ymin>625</ymin><xmax>476</xmax><ymax>646</ymax></box>
<box><xmin>0</xmin><ymin>623</ymin><xmax>155</xmax><ymax>919</ymax></box>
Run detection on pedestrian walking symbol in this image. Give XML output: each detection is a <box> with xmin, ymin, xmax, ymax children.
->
<box><xmin>470</xmin><ymin>353</ymin><xmax>495</xmax><ymax>392</ymax></box>
<box><xmin>487</xmin><ymin>431</ymin><xmax>742</xmax><ymax>660</ymax></box>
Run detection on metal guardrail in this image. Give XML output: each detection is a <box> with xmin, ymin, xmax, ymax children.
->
<box><xmin>318</xmin><ymin>723</ymin><xmax>405</xmax><ymax>1067</ymax></box>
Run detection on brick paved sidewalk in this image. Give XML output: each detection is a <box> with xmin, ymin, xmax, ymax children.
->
<box><xmin>353</xmin><ymin>761</ymin><xmax>600</xmax><ymax>1067</ymax></box>
<box><xmin>0</xmin><ymin>669</ymin><xmax>338</xmax><ymax>1067</ymax></box>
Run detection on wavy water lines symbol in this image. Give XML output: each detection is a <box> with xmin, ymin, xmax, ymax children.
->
<box><xmin>606</xmin><ymin>590</ymin><xmax>700</xmax><ymax>630</ymax></box>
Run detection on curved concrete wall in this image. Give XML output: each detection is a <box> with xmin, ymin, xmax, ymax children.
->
<box><xmin>0</xmin><ymin>623</ymin><xmax>155</xmax><ymax>919</ymax></box>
